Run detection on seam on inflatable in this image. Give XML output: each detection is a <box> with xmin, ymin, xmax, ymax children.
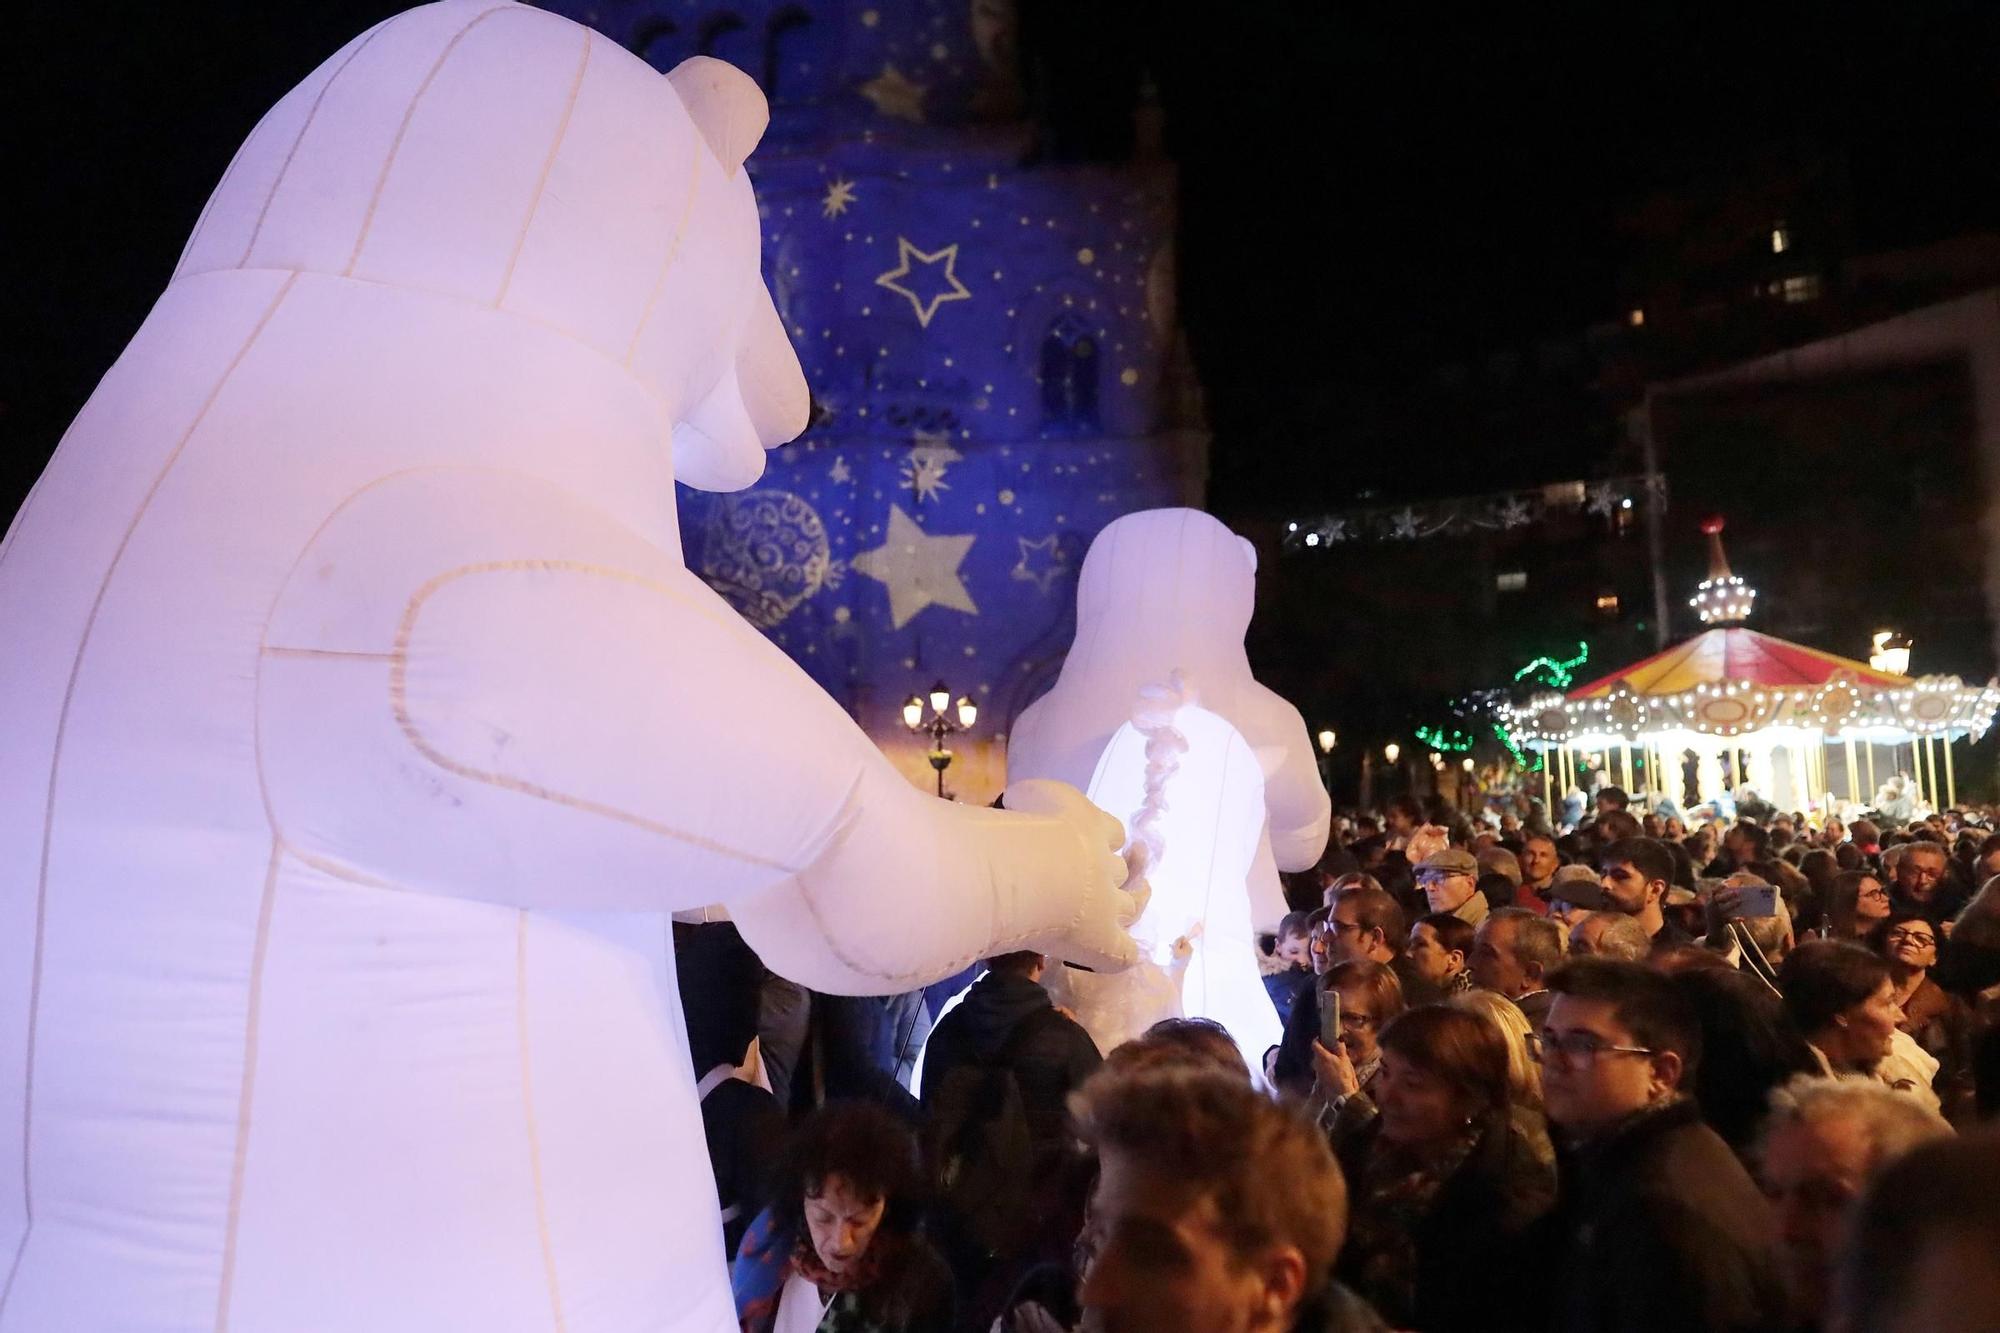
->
<box><xmin>0</xmin><ymin>271</ymin><xmax>299</xmax><ymax>1320</ymax></box>
<box><xmin>516</xmin><ymin>912</ymin><xmax>569</xmax><ymax>1332</ymax></box>
<box><xmin>624</xmin><ymin>148</ymin><xmax>703</xmax><ymax>365</ymax></box>
<box><xmin>237</xmin><ymin>13</ymin><xmax>406</xmax><ymax>271</ymax></box>
<box><xmin>495</xmin><ymin>29</ymin><xmax>593</xmax><ymax>311</ymax></box>
<box><xmin>388</xmin><ymin>560</ymin><xmax>803</xmax><ymax>873</ymax></box>
<box><xmin>344</xmin><ymin>5</ymin><xmax>515</xmax><ymax>279</ymax></box>
<box><xmin>213</xmin><ymin>838</ymin><xmax>283</xmax><ymax>1333</ymax></box>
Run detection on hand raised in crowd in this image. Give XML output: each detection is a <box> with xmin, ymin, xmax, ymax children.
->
<box><xmin>1311</xmin><ymin>1036</ymin><xmax>1360</xmax><ymax>1098</ymax></box>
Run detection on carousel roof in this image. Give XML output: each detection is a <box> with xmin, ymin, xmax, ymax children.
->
<box><xmin>1567</xmin><ymin>626</ymin><xmax>1910</xmax><ymax>699</ymax></box>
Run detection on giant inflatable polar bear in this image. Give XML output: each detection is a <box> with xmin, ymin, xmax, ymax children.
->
<box><xmin>0</xmin><ymin>5</ymin><xmax>1143</xmax><ymax>1328</ymax></box>
<box><xmin>1008</xmin><ymin>509</ymin><xmax>1331</xmax><ymax>932</ymax></box>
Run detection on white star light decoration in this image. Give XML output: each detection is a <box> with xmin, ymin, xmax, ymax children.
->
<box><xmin>821</xmin><ymin>178</ymin><xmax>858</xmax><ymax>219</ymax></box>
<box><xmin>858</xmin><ymin>64</ymin><xmax>927</xmax><ymax>122</ymax></box>
<box><xmin>850</xmin><ymin>505</ymin><xmax>979</xmax><ymax>629</ymax></box>
<box><xmin>875</xmin><ymin>238</ymin><xmax>972</xmax><ymax>328</ymax></box>
<box><xmin>899</xmin><ymin>431</ymin><xmax>962</xmax><ymax>503</ymax></box>
<box><xmin>1010</xmin><ymin>535</ymin><xmax>1070</xmax><ymax>594</ymax></box>
<box><xmin>828</xmin><ymin>456</ymin><xmax>853</xmax><ymax>485</ymax></box>
<box><xmin>1586</xmin><ymin>483</ymin><xmax>1619</xmax><ymax>517</ymax></box>
<box><xmin>1497</xmin><ymin>496</ymin><xmax>1532</xmax><ymax>528</ymax></box>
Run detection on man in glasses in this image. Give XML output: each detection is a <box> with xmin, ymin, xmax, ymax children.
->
<box><xmin>1537</xmin><ymin>959</ymin><xmax>1785</xmax><ymax>1332</ymax></box>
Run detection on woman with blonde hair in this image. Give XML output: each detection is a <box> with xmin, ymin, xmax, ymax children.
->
<box><xmin>1448</xmin><ymin>987</ymin><xmax>1542</xmax><ymax>1109</ymax></box>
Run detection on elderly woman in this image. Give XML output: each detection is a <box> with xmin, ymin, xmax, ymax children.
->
<box><xmin>1307</xmin><ymin>958</ymin><xmax>1405</xmax><ymax>1115</ymax></box>
<box><xmin>1333</xmin><ymin>1006</ymin><xmax>1556</xmax><ymax>1331</ymax></box>
<box><xmin>1871</xmin><ymin>911</ymin><xmax>1970</xmax><ymax>1116</ymax></box>
<box><xmin>734</xmin><ymin>1102</ymin><xmax>952</xmax><ymax>1333</ymax></box>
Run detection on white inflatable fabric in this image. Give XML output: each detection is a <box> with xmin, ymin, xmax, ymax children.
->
<box><xmin>0</xmin><ymin>5</ymin><xmax>1142</xmax><ymax>1329</ymax></box>
<box><xmin>1008</xmin><ymin>509</ymin><xmax>1331</xmax><ymax>928</ymax></box>
<box><xmin>1084</xmin><ymin>703</ymin><xmax>1279</xmax><ymax>1070</ymax></box>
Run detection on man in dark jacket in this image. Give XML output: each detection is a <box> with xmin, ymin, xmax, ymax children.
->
<box><xmin>1539</xmin><ymin>958</ymin><xmax>1787</xmax><ymax>1333</ymax></box>
<box><xmin>919</xmin><ymin>950</ymin><xmax>1100</xmax><ymax>1142</ymax></box>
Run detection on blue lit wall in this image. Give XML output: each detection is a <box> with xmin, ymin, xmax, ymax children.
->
<box><xmin>542</xmin><ymin>0</ymin><xmax>1206</xmax><ymax>796</ymax></box>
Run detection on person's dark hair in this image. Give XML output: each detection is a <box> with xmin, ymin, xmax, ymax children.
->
<box><xmin>986</xmin><ymin>950</ymin><xmax>1044</xmax><ymax>976</ymax></box>
<box><xmin>1836</xmin><ymin>1134</ymin><xmax>2000</xmax><ymax>1332</ymax></box>
<box><xmin>1333</xmin><ymin>885</ymin><xmax>1406</xmax><ymax>949</ymax></box>
<box><xmin>1731</xmin><ymin>821</ymin><xmax>1772</xmax><ymax>860</ymax></box>
<box><xmin>1668</xmin><ymin>967</ymin><xmax>1817</xmax><ymax>1154</ymax></box>
<box><xmin>1378</xmin><ymin>1005</ymin><xmax>1512</xmax><ymax>1118</ymax></box>
<box><xmin>1799</xmin><ymin>847</ymin><xmax>1839</xmax><ymax>898</ymax></box>
<box><xmin>1488</xmin><ymin>906</ymin><xmax>1563</xmax><ymax>976</ymax></box>
<box><xmin>1415</xmin><ymin>911</ymin><xmax>1475</xmax><ymax>958</ymax></box>
<box><xmin>1665</xmin><ymin>839</ymin><xmax>1698</xmax><ymax>890</ymax></box>
<box><xmin>1600</xmin><ymin>836</ymin><xmax>1675</xmax><ymax>889</ymax></box>
<box><xmin>1595</xmin><ymin>810</ymin><xmax>1643</xmax><ymax>843</ymax></box>
<box><xmin>1778</xmin><ymin>940</ymin><xmax>1892</xmax><ymax>1039</ymax></box>
<box><xmin>1546</xmin><ymin>957</ymin><xmax>1702</xmax><ymax>1073</ymax></box>
<box><xmin>1278</xmin><ymin>910</ymin><xmax>1315</xmax><ymax>943</ymax></box>
<box><xmin>1824</xmin><ymin>868</ymin><xmax>1880</xmax><ymax>938</ymax></box>
<box><xmin>772</xmin><ymin>1100</ymin><xmax>925</xmax><ymax>1242</ymax></box>
<box><xmin>1099</xmin><ymin>1017</ymin><xmax>1252</xmax><ymax>1082</ymax></box>
<box><xmin>1387</xmin><ymin>795</ymin><xmax>1423</xmax><ymax>827</ymax></box>
<box><xmin>1325</xmin><ymin>959</ymin><xmax>1406</xmax><ymax>1028</ymax></box>
<box><xmin>1071</xmin><ymin>1066</ymin><xmax>1348</xmax><ymax>1284</ymax></box>
<box><xmin>1834</xmin><ymin>841</ymin><xmax>1864</xmax><ymax>871</ymax></box>
<box><xmin>1596</xmin><ymin>786</ymin><xmax>1630</xmax><ymax>811</ymax></box>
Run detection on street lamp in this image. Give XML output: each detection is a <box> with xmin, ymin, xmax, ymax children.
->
<box><xmin>904</xmin><ymin>679</ymin><xmax>978</xmax><ymax>798</ymax></box>
<box><xmin>1317</xmin><ymin>729</ymin><xmax>1337</xmax><ymax>755</ymax></box>
<box><xmin>1383</xmin><ymin>742</ymin><xmax>1401</xmax><ymax>765</ymax></box>
<box><xmin>1869</xmin><ymin>630</ymin><xmax>1912</xmax><ymax>677</ymax></box>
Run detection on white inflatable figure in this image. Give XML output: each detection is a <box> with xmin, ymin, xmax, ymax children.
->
<box><xmin>1077</xmin><ymin>687</ymin><xmax>1280</xmax><ymax>1070</ymax></box>
<box><xmin>0</xmin><ymin>6</ymin><xmax>1144</xmax><ymax>1329</ymax></box>
<box><xmin>1008</xmin><ymin>509</ymin><xmax>1330</xmax><ymax>931</ymax></box>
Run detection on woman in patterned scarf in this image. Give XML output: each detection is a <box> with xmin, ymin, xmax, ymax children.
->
<box><xmin>734</xmin><ymin>1102</ymin><xmax>953</xmax><ymax>1333</ymax></box>
<box><xmin>1331</xmin><ymin>1006</ymin><xmax>1556</xmax><ymax>1331</ymax></box>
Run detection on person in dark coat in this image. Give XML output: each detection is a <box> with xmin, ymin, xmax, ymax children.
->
<box><xmin>918</xmin><ymin>951</ymin><xmax>1100</xmax><ymax>1145</ymax></box>
<box><xmin>1333</xmin><ymin>1005</ymin><xmax>1554</xmax><ymax>1331</ymax></box>
<box><xmin>1539</xmin><ymin>958</ymin><xmax>1787</xmax><ymax>1333</ymax></box>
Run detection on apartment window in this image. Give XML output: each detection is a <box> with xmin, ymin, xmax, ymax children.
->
<box><xmin>1595</xmin><ymin>593</ymin><xmax>1620</xmax><ymax>614</ymax></box>
<box><xmin>1627</xmin><ymin>307</ymin><xmax>1645</xmax><ymax>327</ymax></box>
<box><xmin>1771</xmin><ymin>223</ymin><xmax>1790</xmax><ymax>254</ymax></box>
<box><xmin>1496</xmin><ymin>571</ymin><xmax>1527</xmax><ymax>593</ymax></box>
<box><xmin>1780</xmin><ymin>274</ymin><xmax>1821</xmax><ymax>303</ymax></box>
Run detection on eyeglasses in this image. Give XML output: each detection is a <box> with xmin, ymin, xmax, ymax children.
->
<box><xmin>1529</xmin><ymin>1030</ymin><xmax>1656</xmax><ymax>1065</ymax></box>
<box><xmin>1858</xmin><ymin>885</ymin><xmax>1890</xmax><ymax>900</ymax></box>
<box><xmin>1886</xmin><ymin>929</ymin><xmax>1937</xmax><ymax>947</ymax></box>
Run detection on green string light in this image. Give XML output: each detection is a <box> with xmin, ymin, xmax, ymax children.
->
<box><xmin>1514</xmin><ymin>641</ymin><xmax>1590</xmax><ymax>691</ymax></box>
<box><xmin>1414</xmin><ymin>725</ymin><xmax>1475</xmax><ymax>753</ymax></box>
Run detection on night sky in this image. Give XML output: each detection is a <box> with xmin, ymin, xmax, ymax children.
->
<box><xmin>8</xmin><ymin>2</ymin><xmax>1999</xmax><ymax>526</ymax></box>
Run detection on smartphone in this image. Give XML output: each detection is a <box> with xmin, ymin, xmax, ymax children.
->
<box><xmin>1736</xmin><ymin>884</ymin><xmax>1779</xmax><ymax>918</ymax></box>
<box><xmin>1317</xmin><ymin>986</ymin><xmax>1342</xmax><ymax>1050</ymax></box>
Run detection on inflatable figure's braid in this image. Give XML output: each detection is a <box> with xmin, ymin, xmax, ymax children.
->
<box><xmin>1124</xmin><ymin>670</ymin><xmax>1190</xmax><ymax>882</ymax></box>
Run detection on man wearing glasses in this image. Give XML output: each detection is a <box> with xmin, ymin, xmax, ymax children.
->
<box><xmin>1536</xmin><ymin>959</ymin><xmax>1786</xmax><ymax>1332</ymax></box>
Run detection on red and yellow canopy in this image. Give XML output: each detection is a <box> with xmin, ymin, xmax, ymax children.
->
<box><xmin>1568</xmin><ymin>627</ymin><xmax>1909</xmax><ymax>699</ymax></box>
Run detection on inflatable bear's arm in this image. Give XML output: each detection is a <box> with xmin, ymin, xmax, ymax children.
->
<box><xmin>1242</xmin><ymin>685</ymin><xmax>1332</xmax><ymax>872</ymax></box>
<box><xmin>259</xmin><ymin>469</ymin><xmax>1136</xmax><ymax>989</ymax></box>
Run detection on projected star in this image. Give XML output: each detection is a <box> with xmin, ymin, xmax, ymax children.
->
<box><xmin>875</xmin><ymin>238</ymin><xmax>972</xmax><ymax>328</ymax></box>
<box><xmin>822</xmin><ymin>178</ymin><xmax>858</xmax><ymax>219</ymax></box>
<box><xmin>851</xmin><ymin>505</ymin><xmax>978</xmax><ymax>629</ymax></box>
<box><xmin>1011</xmin><ymin>534</ymin><xmax>1070</xmax><ymax>594</ymax></box>
<box><xmin>900</xmin><ymin>430</ymin><xmax>962</xmax><ymax>503</ymax></box>
<box><xmin>828</xmin><ymin>456</ymin><xmax>853</xmax><ymax>484</ymax></box>
<box><xmin>859</xmin><ymin>64</ymin><xmax>927</xmax><ymax>122</ymax></box>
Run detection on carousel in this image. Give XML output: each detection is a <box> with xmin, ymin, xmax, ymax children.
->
<box><xmin>1502</xmin><ymin>518</ymin><xmax>2000</xmax><ymax>816</ymax></box>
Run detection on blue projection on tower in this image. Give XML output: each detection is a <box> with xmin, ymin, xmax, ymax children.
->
<box><xmin>540</xmin><ymin>0</ymin><xmax>1207</xmax><ymax>784</ymax></box>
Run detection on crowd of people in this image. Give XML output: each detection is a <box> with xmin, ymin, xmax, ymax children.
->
<box><xmin>682</xmin><ymin>785</ymin><xmax>2000</xmax><ymax>1332</ymax></box>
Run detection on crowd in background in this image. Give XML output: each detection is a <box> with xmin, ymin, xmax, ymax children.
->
<box><xmin>682</xmin><ymin>782</ymin><xmax>2000</xmax><ymax>1333</ymax></box>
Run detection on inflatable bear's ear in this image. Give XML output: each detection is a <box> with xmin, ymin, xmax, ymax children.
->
<box><xmin>667</xmin><ymin>56</ymin><xmax>769</xmax><ymax>178</ymax></box>
<box><xmin>738</xmin><ymin>296</ymin><xmax>810</xmax><ymax>447</ymax></box>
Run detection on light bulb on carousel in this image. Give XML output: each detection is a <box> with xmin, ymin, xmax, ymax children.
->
<box><xmin>1689</xmin><ymin>515</ymin><xmax>1756</xmax><ymax>625</ymax></box>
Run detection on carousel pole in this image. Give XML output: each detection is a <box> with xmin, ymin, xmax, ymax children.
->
<box><xmin>1924</xmin><ymin>736</ymin><xmax>1942</xmax><ymax>812</ymax></box>
<box><xmin>1865</xmin><ymin>742</ymin><xmax>1877</xmax><ymax>800</ymax></box>
<box><xmin>1620</xmin><ymin>741</ymin><xmax>1633</xmax><ymax>796</ymax></box>
<box><xmin>1844</xmin><ymin>736</ymin><xmax>1860</xmax><ymax>805</ymax></box>
<box><xmin>1910</xmin><ymin>742</ymin><xmax>1927</xmax><ymax>810</ymax></box>
<box><xmin>1945</xmin><ymin>734</ymin><xmax>1959</xmax><ymax>809</ymax></box>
